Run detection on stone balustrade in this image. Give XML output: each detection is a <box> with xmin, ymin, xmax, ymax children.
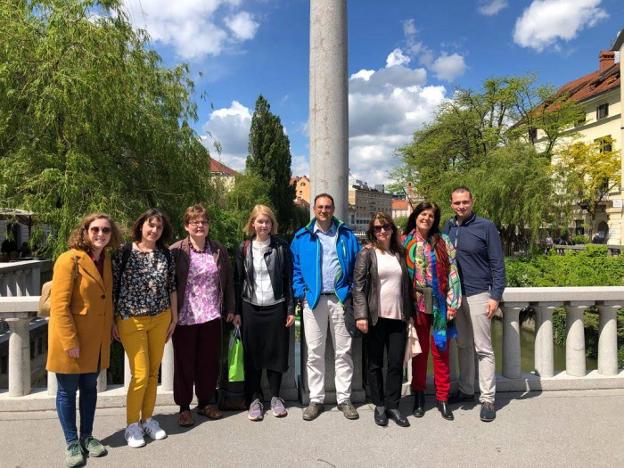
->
<box><xmin>1</xmin><ymin>287</ymin><xmax>623</xmax><ymax>404</ymax></box>
<box><xmin>0</xmin><ymin>260</ymin><xmax>51</xmax><ymax>297</ymax></box>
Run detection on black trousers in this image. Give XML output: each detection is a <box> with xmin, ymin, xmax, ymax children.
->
<box><xmin>244</xmin><ymin>367</ymin><xmax>282</xmax><ymax>404</ymax></box>
<box><xmin>365</xmin><ymin>317</ymin><xmax>406</xmax><ymax>409</ymax></box>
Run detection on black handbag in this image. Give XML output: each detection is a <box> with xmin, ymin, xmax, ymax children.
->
<box><xmin>343</xmin><ymin>296</ymin><xmax>363</xmax><ymax>338</ymax></box>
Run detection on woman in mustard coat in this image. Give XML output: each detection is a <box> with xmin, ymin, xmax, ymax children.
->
<box><xmin>46</xmin><ymin>213</ymin><xmax>121</xmax><ymax>468</ymax></box>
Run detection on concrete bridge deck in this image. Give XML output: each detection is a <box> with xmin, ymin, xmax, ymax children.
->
<box><xmin>1</xmin><ymin>389</ymin><xmax>623</xmax><ymax>468</ymax></box>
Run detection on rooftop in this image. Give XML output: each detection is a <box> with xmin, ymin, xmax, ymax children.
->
<box><xmin>209</xmin><ymin>158</ymin><xmax>239</xmax><ymax>177</ymax></box>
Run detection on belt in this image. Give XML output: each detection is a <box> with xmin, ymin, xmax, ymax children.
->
<box><xmin>320</xmin><ymin>292</ymin><xmax>335</xmax><ymax>295</ymax></box>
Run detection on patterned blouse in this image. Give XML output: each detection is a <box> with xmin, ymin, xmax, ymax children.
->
<box><xmin>178</xmin><ymin>247</ymin><xmax>221</xmax><ymax>325</ymax></box>
<box><xmin>404</xmin><ymin>231</ymin><xmax>462</xmax><ymax>315</ymax></box>
<box><xmin>113</xmin><ymin>246</ymin><xmax>176</xmax><ymax>319</ymax></box>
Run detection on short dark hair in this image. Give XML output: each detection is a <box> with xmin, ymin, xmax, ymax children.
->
<box><xmin>314</xmin><ymin>193</ymin><xmax>335</xmax><ymax>207</ymax></box>
<box><xmin>366</xmin><ymin>212</ymin><xmax>402</xmax><ymax>254</ymax></box>
<box><xmin>404</xmin><ymin>201</ymin><xmax>441</xmax><ymax>238</ymax></box>
<box><xmin>132</xmin><ymin>208</ymin><xmax>173</xmax><ymax>249</ymax></box>
<box><xmin>450</xmin><ymin>186</ymin><xmax>473</xmax><ymax>199</ymax></box>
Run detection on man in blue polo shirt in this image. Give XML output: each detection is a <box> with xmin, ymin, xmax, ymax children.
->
<box><xmin>291</xmin><ymin>193</ymin><xmax>360</xmax><ymax>421</ymax></box>
<box><xmin>444</xmin><ymin>186</ymin><xmax>506</xmax><ymax>422</ymax></box>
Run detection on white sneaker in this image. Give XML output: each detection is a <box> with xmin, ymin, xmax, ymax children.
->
<box><xmin>142</xmin><ymin>418</ymin><xmax>167</xmax><ymax>440</ymax></box>
<box><xmin>124</xmin><ymin>422</ymin><xmax>146</xmax><ymax>448</ymax></box>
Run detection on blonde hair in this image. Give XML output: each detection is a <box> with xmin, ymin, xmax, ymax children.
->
<box><xmin>243</xmin><ymin>204</ymin><xmax>278</xmax><ymax>237</ymax></box>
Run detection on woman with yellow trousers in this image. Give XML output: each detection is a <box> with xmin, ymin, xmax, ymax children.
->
<box><xmin>47</xmin><ymin>213</ymin><xmax>121</xmax><ymax>467</ymax></box>
<box><xmin>113</xmin><ymin>208</ymin><xmax>178</xmax><ymax>448</ymax></box>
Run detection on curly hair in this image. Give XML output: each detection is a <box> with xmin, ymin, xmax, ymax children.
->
<box><xmin>67</xmin><ymin>213</ymin><xmax>122</xmax><ymax>253</ymax></box>
<box><xmin>366</xmin><ymin>211</ymin><xmax>402</xmax><ymax>254</ymax></box>
<box><xmin>183</xmin><ymin>203</ymin><xmax>209</xmax><ymax>226</ymax></box>
<box><xmin>131</xmin><ymin>208</ymin><xmax>173</xmax><ymax>249</ymax></box>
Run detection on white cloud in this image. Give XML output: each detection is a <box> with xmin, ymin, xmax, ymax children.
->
<box><xmin>291</xmin><ymin>154</ymin><xmax>309</xmax><ymax>177</ymax></box>
<box><xmin>430</xmin><ymin>53</ymin><xmax>466</xmax><ymax>82</ymax></box>
<box><xmin>202</xmin><ymin>100</ymin><xmax>252</xmax><ymax>171</ymax></box>
<box><xmin>225</xmin><ymin>11</ymin><xmax>259</xmax><ymax>40</ymax></box>
<box><xmin>386</xmin><ymin>48</ymin><xmax>411</xmax><ymax>67</ymax></box>
<box><xmin>121</xmin><ymin>0</ymin><xmax>259</xmax><ymax>59</ymax></box>
<box><xmin>513</xmin><ymin>0</ymin><xmax>608</xmax><ymax>52</ymax></box>
<box><xmin>348</xmin><ymin>65</ymin><xmax>447</xmax><ymax>185</ymax></box>
<box><xmin>478</xmin><ymin>0</ymin><xmax>509</xmax><ymax>16</ymax></box>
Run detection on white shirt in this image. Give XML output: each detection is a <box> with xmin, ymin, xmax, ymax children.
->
<box><xmin>252</xmin><ymin>238</ymin><xmax>276</xmax><ymax>305</ymax></box>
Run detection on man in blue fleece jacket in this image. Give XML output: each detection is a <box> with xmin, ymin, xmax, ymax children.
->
<box><xmin>291</xmin><ymin>193</ymin><xmax>360</xmax><ymax>421</ymax></box>
<box><xmin>444</xmin><ymin>186</ymin><xmax>506</xmax><ymax>422</ymax></box>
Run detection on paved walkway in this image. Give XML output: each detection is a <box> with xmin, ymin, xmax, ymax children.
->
<box><xmin>1</xmin><ymin>389</ymin><xmax>623</xmax><ymax>468</ymax></box>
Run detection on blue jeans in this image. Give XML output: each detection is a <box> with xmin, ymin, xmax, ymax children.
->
<box><xmin>55</xmin><ymin>372</ymin><xmax>99</xmax><ymax>444</ymax></box>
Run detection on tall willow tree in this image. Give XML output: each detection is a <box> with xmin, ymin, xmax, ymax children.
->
<box><xmin>0</xmin><ymin>0</ymin><xmax>212</xmax><ymax>257</ymax></box>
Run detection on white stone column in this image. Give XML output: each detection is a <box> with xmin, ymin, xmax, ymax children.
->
<box><xmin>565</xmin><ymin>301</ymin><xmax>591</xmax><ymax>377</ymax></box>
<box><xmin>502</xmin><ymin>302</ymin><xmax>526</xmax><ymax>379</ymax></box>
<box><xmin>124</xmin><ymin>354</ymin><xmax>131</xmax><ymax>389</ymax></box>
<box><xmin>96</xmin><ymin>368</ymin><xmax>107</xmax><ymax>392</ymax></box>
<box><xmin>7</xmin><ymin>318</ymin><xmax>31</xmax><ymax>396</ymax></box>
<box><xmin>160</xmin><ymin>339</ymin><xmax>174</xmax><ymax>391</ymax></box>
<box><xmin>534</xmin><ymin>302</ymin><xmax>559</xmax><ymax>378</ymax></box>
<box><xmin>309</xmin><ymin>0</ymin><xmax>348</xmax><ymax>220</ymax></box>
<box><xmin>597</xmin><ymin>301</ymin><xmax>620</xmax><ymax>376</ymax></box>
<box><xmin>47</xmin><ymin>371</ymin><xmax>57</xmax><ymax>396</ymax></box>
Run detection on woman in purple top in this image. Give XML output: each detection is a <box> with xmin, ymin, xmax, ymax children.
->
<box><xmin>169</xmin><ymin>204</ymin><xmax>236</xmax><ymax>427</ymax></box>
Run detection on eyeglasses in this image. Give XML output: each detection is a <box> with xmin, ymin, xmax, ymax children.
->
<box><xmin>189</xmin><ymin>220</ymin><xmax>208</xmax><ymax>226</ymax></box>
<box><xmin>89</xmin><ymin>226</ymin><xmax>111</xmax><ymax>234</ymax></box>
<box><xmin>373</xmin><ymin>224</ymin><xmax>392</xmax><ymax>233</ymax></box>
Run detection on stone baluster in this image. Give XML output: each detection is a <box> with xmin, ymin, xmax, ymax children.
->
<box><xmin>533</xmin><ymin>302</ymin><xmax>560</xmax><ymax>377</ymax></box>
<box><xmin>565</xmin><ymin>301</ymin><xmax>591</xmax><ymax>377</ymax></box>
<box><xmin>14</xmin><ymin>270</ymin><xmax>24</xmax><ymax>296</ymax></box>
<box><xmin>28</xmin><ymin>263</ymin><xmax>41</xmax><ymax>296</ymax></box>
<box><xmin>160</xmin><ymin>339</ymin><xmax>174</xmax><ymax>391</ymax></box>
<box><xmin>502</xmin><ymin>302</ymin><xmax>527</xmax><ymax>379</ymax></box>
<box><xmin>47</xmin><ymin>371</ymin><xmax>57</xmax><ymax>396</ymax></box>
<box><xmin>97</xmin><ymin>368</ymin><xmax>107</xmax><ymax>392</ymax></box>
<box><xmin>124</xmin><ymin>354</ymin><xmax>132</xmax><ymax>389</ymax></box>
<box><xmin>597</xmin><ymin>301</ymin><xmax>620</xmax><ymax>376</ymax></box>
<box><xmin>7</xmin><ymin>318</ymin><xmax>31</xmax><ymax>396</ymax></box>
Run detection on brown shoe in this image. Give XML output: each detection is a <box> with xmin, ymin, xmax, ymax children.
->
<box><xmin>178</xmin><ymin>410</ymin><xmax>194</xmax><ymax>427</ymax></box>
<box><xmin>197</xmin><ymin>404</ymin><xmax>223</xmax><ymax>420</ymax></box>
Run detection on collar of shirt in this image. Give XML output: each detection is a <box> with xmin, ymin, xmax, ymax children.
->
<box><xmin>314</xmin><ymin>220</ymin><xmax>337</xmax><ymax>235</ymax></box>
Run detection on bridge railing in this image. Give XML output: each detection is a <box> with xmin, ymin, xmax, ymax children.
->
<box><xmin>0</xmin><ymin>287</ymin><xmax>622</xmax><ymax>398</ymax></box>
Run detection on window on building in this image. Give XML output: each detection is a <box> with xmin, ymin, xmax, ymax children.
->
<box><xmin>596</xmin><ymin>103</ymin><xmax>609</xmax><ymax>120</ymax></box>
<box><xmin>574</xmin><ymin>220</ymin><xmax>584</xmax><ymax>236</ymax></box>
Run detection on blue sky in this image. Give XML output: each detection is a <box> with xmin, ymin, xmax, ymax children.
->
<box><xmin>121</xmin><ymin>0</ymin><xmax>624</xmax><ymax>185</ymax></box>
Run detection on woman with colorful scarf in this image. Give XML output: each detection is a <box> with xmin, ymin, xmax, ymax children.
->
<box><xmin>403</xmin><ymin>201</ymin><xmax>461</xmax><ymax>421</ymax></box>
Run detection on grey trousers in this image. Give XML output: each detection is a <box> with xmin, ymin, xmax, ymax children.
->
<box><xmin>455</xmin><ymin>292</ymin><xmax>496</xmax><ymax>403</ymax></box>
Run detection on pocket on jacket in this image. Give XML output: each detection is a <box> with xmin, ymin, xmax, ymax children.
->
<box><xmin>72</xmin><ymin>307</ymin><xmax>88</xmax><ymax>316</ymax></box>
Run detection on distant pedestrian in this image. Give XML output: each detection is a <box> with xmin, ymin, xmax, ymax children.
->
<box><xmin>169</xmin><ymin>204</ymin><xmax>236</xmax><ymax>427</ymax></box>
<box><xmin>352</xmin><ymin>212</ymin><xmax>413</xmax><ymax>427</ymax></box>
<box><xmin>234</xmin><ymin>205</ymin><xmax>295</xmax><ymax>421</ymax></box>
<box><xmin>47</xmin><ymin>213</ymin><xmax>121</xmax><ymax>467</ymax></box>
<box><xmin>291</xmin><ymin>193</ymin><xmax>361</xmax><ymax>421</ymax></box>
<box><xmin>404</xmin><ymin>202</ymin><xmax>461</xmax><ymax>421</ymax></box>
<box><xmin>445</xmin><ymin>187</ymin><xmax>506</xmax><ymax>422</ymax></box>
<box><xmin>113</xmin><ymin>209</ymin><xmax>178</xmax><ymax>447</ymax></box>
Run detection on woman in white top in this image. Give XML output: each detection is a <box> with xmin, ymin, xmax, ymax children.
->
<box><xmin>352</xmin><ymin>212</ymin><xmax>414</xmax><ymax>427</ymax></box>
<box><xmin>234</xmin><ymin>205</ymin><xmax>295</xmax><ymax>421</ymax></box>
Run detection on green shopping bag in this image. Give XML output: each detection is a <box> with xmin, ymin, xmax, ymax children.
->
<box><xmin>228</xmin><ymin>326</ymin><xmax>245</xmax><ymax>382</ymax></box>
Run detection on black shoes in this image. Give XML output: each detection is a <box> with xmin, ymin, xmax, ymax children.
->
<box><xmin>374</xmin><ymin>406</ymin><xmax>388</xmax><ymax>426</ymax></box>
<box><xmin>436</xmin><ymin>400</ymin><xmax>454</xmax><ymax>420</ymax></box>
<box><xmin>480</xmin><ymin>402</ymin><xmax>496</xmax><ymax>422</ymax></box>
<box><xmin>413</xmin><ymin>391</ymin><xmax>425</xmax><ymax>418</ymax></box>
<box><xmin>449</xmin><ymin>390</ymin><xmax>475</xmax><ymax>404</ymax></box>
<box><xmin>386</xmin><ymin>408</ymin><xmax>410</xmax><ymax>427</ymax></box>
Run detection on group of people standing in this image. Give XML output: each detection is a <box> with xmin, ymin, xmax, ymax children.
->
<box><xmin>46</xmin><ymin>186</ymin><xmax>505</xmax><ymax>467</ymax></box>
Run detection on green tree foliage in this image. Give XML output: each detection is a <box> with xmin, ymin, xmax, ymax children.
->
<box><xmin>554</xmin><ymin>138</ymin><xmax>621</xmax><ymax>235</ymax></box>
<box><xmin>246</xmin><ymin>95</ymin><xmax>295</xmax><ymax>233</ymax></box>
<box><xmin>0</xmin><ymin>0</ymin><xmax>212</xmax><ymax>257</ymax></box>
<box><xmin>396</xmin><ymin>76</ymin><xmax>582</xmax><ymax>248</ymax></box>
<box><xmin>210</xmin><ymin>172</ymin><xmax>270</xmax><ymax>253</ymax></box>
